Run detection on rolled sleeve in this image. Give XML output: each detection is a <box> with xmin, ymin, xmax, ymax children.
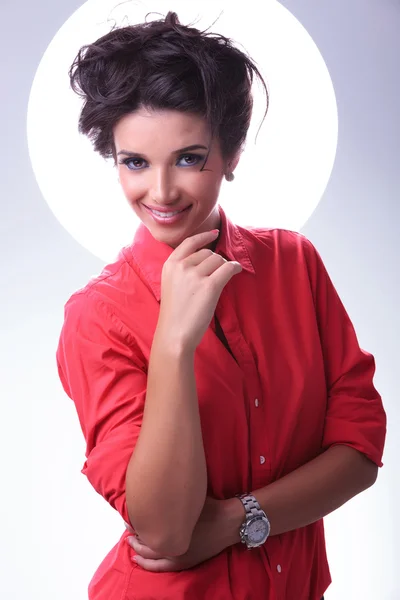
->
<box><xmin>303</xmin><ymin>237</ymin><xmax>387</xmax><ymax>467</ymax></box>
<box><xmin>56</xmin><ymin>290</ymin><xmax>147</xmax><ymax>525</ymax></box>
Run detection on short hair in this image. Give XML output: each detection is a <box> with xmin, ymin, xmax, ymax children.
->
<box><xmin>69</xmin><ymin>10</ymin><xmax>269</xmax><ymax>170</ymax></box>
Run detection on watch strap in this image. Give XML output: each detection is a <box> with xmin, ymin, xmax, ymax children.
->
<box><xmin>237</xmin><ymin>493</ymin><xmax>264</xmax><ymax>518</ymax></box>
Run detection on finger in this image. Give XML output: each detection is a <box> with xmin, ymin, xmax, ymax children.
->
<box><xmin>207</xmin><ymin>260</ymin><xmax>242</xmax><ymax>288</ymax></box>
<box><xmin>183</xmin><ymin>248</ymin><xmax>215</xmax><ymax>267</ymax></box>
<box><xmin>127</xmin><ymin>537</ymin><xmax>164</xmax><ymax>560</ymax></box>
<box><xmin>195</xmin><ymin>252</ymin><xmax>227</xmax><ymax>276</ymax></box>
<box><xmin>170</xmin><ymin>229</ymin><xmax>219</xmax><ymax>261</ymax></box>
<box><xmin>133</xmin><ymin>556</ymin><xmax>182</xmax><ymax>572</ymax></box>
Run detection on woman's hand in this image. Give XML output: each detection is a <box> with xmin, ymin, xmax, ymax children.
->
<box><xmin>125</xmin><ymin>496</ymin><xmax>239</xmax><ymax>572</ymax></box>
<box><xmin>157</xmin><ymin>229</ymin><xmax>242</xmax><ymax>353</ymax></box>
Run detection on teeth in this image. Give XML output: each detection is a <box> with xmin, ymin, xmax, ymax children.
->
<box><xmin>151</xmin><ymin>208</ymin><xmax>184</xmax><ymax>218</ymax></box>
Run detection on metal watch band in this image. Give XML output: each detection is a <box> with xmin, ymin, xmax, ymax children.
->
<box><xmin>238</xmin><ymin>493</ymin><xmax>264</xmax><ymax>518</ymax></box>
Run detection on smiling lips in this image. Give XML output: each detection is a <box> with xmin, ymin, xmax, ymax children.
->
<box><xmin>145</xmin><ymin>205</ymin><xmax>191</xmax><ymax>216</ymax></box>
<box><xmin>143</xmin><ymin>204</ymin><xmax>193</xmax><ymax>224</ymax></box>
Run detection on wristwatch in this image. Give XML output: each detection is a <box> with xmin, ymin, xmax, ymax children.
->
<box><xmin>236</xmin><ymin>493</ymin><xmax>270</xmax><ymax>549</ymax></box>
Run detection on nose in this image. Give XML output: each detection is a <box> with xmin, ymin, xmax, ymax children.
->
<box><xmin>149</xmin><ymin>170</ymin><xmax>180</xmax><ymax>206</ymax></box>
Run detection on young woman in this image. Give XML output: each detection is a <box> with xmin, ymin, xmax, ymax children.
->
<box><xmin>56</xmin><ymin>11</ymin><xmax>386</xmax><ymax>600</ymax></box>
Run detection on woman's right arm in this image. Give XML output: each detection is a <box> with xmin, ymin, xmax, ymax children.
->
<box><xmin>126</xmin><ymin>229</ymin><xmax>242</xmax><ymax>556</ymax></box>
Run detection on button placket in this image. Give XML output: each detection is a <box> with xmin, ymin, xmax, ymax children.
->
<box><xmin>218</xmin><ymin>289</ymin><xmax>271</xmax><ymax>484</ymax></box>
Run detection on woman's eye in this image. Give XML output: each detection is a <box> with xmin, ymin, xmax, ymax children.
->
<box><xmin>124</xmin><ymin>158</ymin><xmax>144</xmax><ymax>170</ymax></box>
<box><xmin>179</xmin><ymin>154</ymin><xmax>199</xmax><ymax>166</ymax></box>
<box><xmin>120</xmin><ymin>154</ymin><xmax>203</xmax><ymax>171</ymax></box>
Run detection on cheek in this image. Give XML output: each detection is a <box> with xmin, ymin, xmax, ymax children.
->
<box><xmin>119</xmin><ymin>173</ymin><xmax>140</xmax><ymax>198</ymax></box>
<box><xmin>189</xmin><ymin>177</ymin><xmax>219</xmax><ymax>200</ymax></box>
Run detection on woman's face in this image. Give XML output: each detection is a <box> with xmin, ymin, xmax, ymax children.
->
<box><xmin>113</xmin><ymin>107</ymin><xmax>238</xmax><ymax>249</ymax></box>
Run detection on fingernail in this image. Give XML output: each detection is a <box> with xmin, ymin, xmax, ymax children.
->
<box><xmin>132</xmin><ymin>555</ymin><xmax>139</xmax><ymax>563</ymax></box>
<box><xmin>211</xmin><ymin>229</ymin><xmax>219</xmax><ymax>235</ymax></box>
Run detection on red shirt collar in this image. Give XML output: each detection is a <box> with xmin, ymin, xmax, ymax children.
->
<box><xmin>128</xmin><ymin>204</ymin><xmax>255</xmax><ymax>302</ymax></box>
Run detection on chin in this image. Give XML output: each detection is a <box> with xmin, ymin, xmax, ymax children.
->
<box><xmin>141</xmin><ymin>221</ymin><xmax>186</xmax><ymax>246</ymax></box>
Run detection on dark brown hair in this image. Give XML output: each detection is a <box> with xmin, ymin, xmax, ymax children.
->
<box><xmin>69</xmin><ymin>10</ymin><xmax>269</xmax><ymax>170</ymax></box>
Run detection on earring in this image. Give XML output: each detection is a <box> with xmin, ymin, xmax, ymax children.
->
<box><xmin>225</xmin><ymin>172</ymin><xmax>235</xmax><ymax>182</ymax></box>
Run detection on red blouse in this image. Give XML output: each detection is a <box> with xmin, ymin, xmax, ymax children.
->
<box><xmin>56</xmin><ymin>204</ymin><xmax>386</xmax><ymax>600</ymax></box>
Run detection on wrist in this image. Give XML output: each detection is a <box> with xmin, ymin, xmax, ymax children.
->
<box><xmin>219</xmin><ymin>497</ymin><xmax>246</xmax><ymax>548</ymax></box>
<box><xmin>153</xmin><ymin>324</ymin><xmax>196</xmax><ymax>358</ymax></box>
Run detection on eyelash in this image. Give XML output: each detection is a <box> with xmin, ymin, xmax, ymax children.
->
<box><xmin>119</xmin><ymin>154</ymin><xmax>205</xmax><ymax>171</ymax></box>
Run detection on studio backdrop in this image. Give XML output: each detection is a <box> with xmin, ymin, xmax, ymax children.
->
<box><xmin>1</xmin><ymin>1</ymin><xmax>398</xmax><ymax>599</ymax></box>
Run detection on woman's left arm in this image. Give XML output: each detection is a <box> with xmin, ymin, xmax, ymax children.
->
<box><xmin>128</xmin><ymin>443</ymin><xmax>379</xmax><ymax>568</ymax></box>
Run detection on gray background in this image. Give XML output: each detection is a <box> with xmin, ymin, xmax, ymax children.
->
<box><xmin>1</xmin><ymin>1</ymin><xmax>398</xmax><ymax>598</ymax></box>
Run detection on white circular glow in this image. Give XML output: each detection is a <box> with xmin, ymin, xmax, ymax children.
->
<box><xmin>27</xmin><ymin>0</ymin><xmax>338</xmax><ymax>263</ymax></box>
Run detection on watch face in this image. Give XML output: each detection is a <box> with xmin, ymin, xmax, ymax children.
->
<box><xmin>247</xmin><ymin>517</ymin><xmax>270</xmax><ymax>544</ymax></box>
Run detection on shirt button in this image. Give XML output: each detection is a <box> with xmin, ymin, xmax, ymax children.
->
<box><xmin>260</xmin><ymin>456</ymin><xmax>266</xmax><ymax>465</ymax></box>
<box><xmin>277</xmin><ymin>564</ymin><xmax>282</xmax><ymax>573</ymax></box>
<box><xmin>255</xmin><ymin>398</ymin><xmax>259</xmax><ymax>407</ymax></box>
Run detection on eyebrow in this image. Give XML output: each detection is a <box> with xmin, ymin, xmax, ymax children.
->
<box><xmin>117</xmin><ymin>144</ymin><xmax>208</xmax><ymax>158</ymax></box>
